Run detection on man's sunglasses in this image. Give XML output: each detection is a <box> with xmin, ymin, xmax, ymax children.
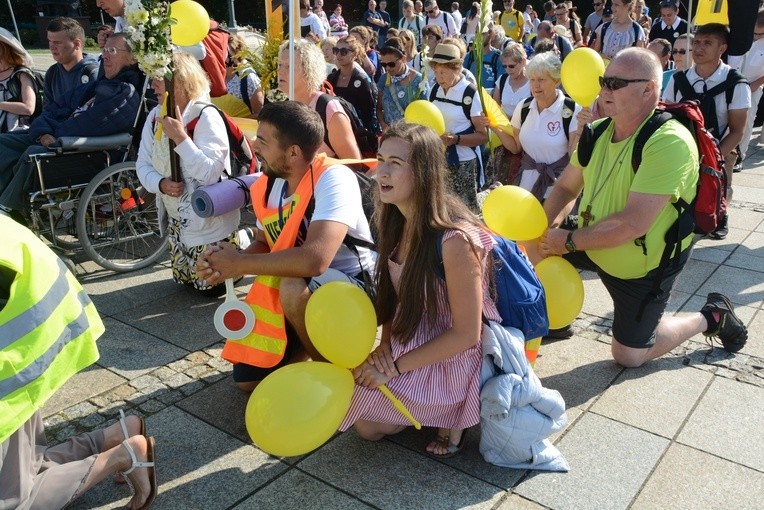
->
<box><xmin>671</xmin><ymin>49</ymin><xmax>687</xmax><ymax>55</ymax></box>
<box><xmin>380</xmin><ymin>59</ymin><xmax>401</xmax><ymax>68</ymax></box>
<box><xmin>426</xmin><ymin>9</ymin><xmax>435</xmax><ymax>14</ymax></box>
<box><xmin>332</xmin><ymin>47</ymin><xmax>352</xmax><ymax>56</ymax></box>
<box><xmin>593</xmin><ymin>2</ymin><xmax>602</xmax><ymax>5</ymax></box>
<box><xmin>599</xmin><ymin>76</ymin><xmax>649</xmax><ymax>90</ymax></box>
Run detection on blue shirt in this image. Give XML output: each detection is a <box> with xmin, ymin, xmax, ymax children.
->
<box><xmin>364</xmin><ymin>9</ymin><xmax>383</xmax><ymax>33</ymax></box>
<box><xmin>464</xmin><ymin>48</ymin><xmax>505</xmax><ymax>90</ymax></box>
<box><xmin>378</xmin><ymin>10</ymin><xmax>391</xmax><ymax>37</ymax></box>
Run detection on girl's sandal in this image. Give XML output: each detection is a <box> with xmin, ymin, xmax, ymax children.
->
<box><xmin>120</xmin><ymin>436</ymin><xmax>157</xmax><ymax>510</ymax></box>
<box><xmin>114</xmin><ymin>409</ymin><xmax>147</xmax><ymax>484</ymax></box>
<box><xmin>426</xmin><ymin>430</ymin><xmax>468</xmax><ymax>459</ymax></box>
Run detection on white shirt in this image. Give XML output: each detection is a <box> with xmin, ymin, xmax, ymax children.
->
<box><xmin>499</xmin><ymin>78</ymin><xmax>531</xmax><ymax>117</ymax></box>
<box><xmin>301</xmin><ymin>13</ymin><xmax>327</xmax><ymax>40</ymax></box>
<box><xmin>424</xmin><ymin>10</ymin><xmax>458</xmax><ymax>38</ymax></box>
<box><xmin>663</xmin><ymin>62</ymin><xmax>751</xmax><ymax>137</ymax></box>
<box><xmin>511</xmin><ymin>90</ymin><xmax>580</xmax><ymax>165</ymax></box>
<box><xmin>257</xmin><ymin>165</ymin><xmax>377</xmax><ymax>275</ymax></box>
<box><xmin>736</xmin><ymin>38</ymin><xmax>764</xmax><ymax>84</ymax></box>
<box><xmin>433</xmin><ymin>75</ymin><xmax>484</xmax><ymax>161</ymax></box>
<box><xmin>660</xmin><ymin>17</ymin><xmax>682</xmax><ymax>31</ymax></box>
<box><xmin>451</xmin><ymin>9</ymin><xmax>463</xmax><ymax>30</ymax></box>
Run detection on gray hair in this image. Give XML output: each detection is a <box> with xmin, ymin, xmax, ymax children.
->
<box><xmin>525</xmin><ymin>51</ymin><xmax>561</xmax><ymax>81</ymax></box>
<box><xmin>279</xmin><ymin>39</ymin><xmax>327</xmax><ymax>93</ymax></box>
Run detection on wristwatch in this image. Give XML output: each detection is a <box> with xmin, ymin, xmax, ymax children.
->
<box><xmin>565</xmin><ymin>231</ymin><xmax>577</xmax><ymax>253</ymax></box>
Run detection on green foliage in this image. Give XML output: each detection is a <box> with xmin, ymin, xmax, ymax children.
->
<box><xmin>241</xmin><ymin>30</ymin><xmax>283</xmax><ymax>95</ymax></box>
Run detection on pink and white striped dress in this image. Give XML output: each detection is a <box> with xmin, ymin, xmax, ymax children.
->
<box><xmin>340</xmin><ymin>224</ymin><xmax>500</xmax><ymax>431</ymax></box>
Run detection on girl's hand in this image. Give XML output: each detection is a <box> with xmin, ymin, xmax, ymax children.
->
<box><xmin>368</xmin><ymin>342</ymin><xmax>396</xmax><ymax>377</ymax></box>
<box><xmin>353</xmin><ymin>361</ymin><xmax>395</xmax><ymax>389</ymax></box>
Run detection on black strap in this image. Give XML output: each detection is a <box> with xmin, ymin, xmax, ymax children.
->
<box><xmin>518</xmin><ymin>96</ymin><xmax>575</xmax><ymax>140</ymax></box>
<box><xmin>315</xmin><ymin>93</ymin><xmax>334</xmax><ymax>152</ymax></box>
<box><xmin>239</xmin><ymin>72</ymin><xmax>252</xmax><ymax>113</ymax></box>
<box><xmin>498</xmin><ymin>73</ymin><xmax>509</xmax><ymax>97</ymax></box>
<box><xmin>576</xmin><ymin>117</ymin><xmax>612</xmax><ymax>168</ymax></box>
<box><xmin>430</xmin><ymin>83</ymin><xmax>476</xmax><ymax>120</ymax></box>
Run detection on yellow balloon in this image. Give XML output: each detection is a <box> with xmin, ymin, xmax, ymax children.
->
<box><xmin>246</xmin><ymin>362</ymin><xmax>354</xmax><ymax>457</ymax></box>
<box><xmin>535</xmin><ymin>256</ymin><xmax>584</xmax><ymax>329</ymax></box>
<box><xmin>560</xmin><ymin>47</ymin><xmax>605</xmax><ymax>107</ymax></box>
<box><xmin>404</xmin><ymin>100</ymin><xmax>446</xmax><ymax>135</ymax></box>
<box><xmin>482</xmin><ymin>185</ymin><xmax>547</xmax><ymax>241</ymax></box>
<box><xmin>305</xmin><ymin>282</ymin><xmax>377</xmax><ymax>368</ymax></box>
<box><xmin>170</xmin><ymin>0</ymin><xmax>210</xmax><ymax>46</ymax></box>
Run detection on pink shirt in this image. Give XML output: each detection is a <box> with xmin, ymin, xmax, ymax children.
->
<box><xmin>308</xmin><ymin>91</ymin><xmax>349</xmax><ymax>157</ymax></box>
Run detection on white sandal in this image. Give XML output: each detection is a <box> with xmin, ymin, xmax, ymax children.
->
<box><xmin>114</xmin><ymin>410</ymin><xmax>146</xmax><ymax>484</ymax></box>
<box><xmin>120</xmin><ymin>436</ymin><xmax>157</xmax><ymax>510</ymax></box>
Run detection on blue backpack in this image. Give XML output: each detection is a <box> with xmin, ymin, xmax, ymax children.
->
<box><xmin>437</xmin><ymin>232</ymin><xmax>549</xmax><ymax>340</ymax></box>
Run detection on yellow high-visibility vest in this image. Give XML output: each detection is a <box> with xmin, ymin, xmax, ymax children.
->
<box><xmin>0</xmin><ymin>216</ymin><xmax>103</xmax><ymax>443</ymax></box>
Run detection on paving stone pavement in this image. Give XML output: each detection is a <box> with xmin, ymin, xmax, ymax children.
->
<box><xmin>28</xmin><ymin>45</ymin><xmax>764</xmax><ymax>509</ymax></box>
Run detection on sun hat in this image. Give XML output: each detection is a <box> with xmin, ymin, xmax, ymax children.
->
<box><xmin>0</xmin><ymin>28</ymin><xmax>33</xmax><ymax>68</ymax></box>
<box><xmin>430</xmin><ymin>43</ymin><xmax>462</xmax><ymax>63</ymax></box>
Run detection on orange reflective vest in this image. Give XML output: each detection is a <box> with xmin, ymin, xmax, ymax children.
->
<box><xmin>221</xmin><ymin>154</ymin><xmax>375</xmax><ymax>368</ymax></box>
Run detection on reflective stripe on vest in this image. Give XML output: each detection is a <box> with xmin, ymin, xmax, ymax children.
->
<box><xmin>221</xmin><ymin>154</ymin><xmax>376</xmax><ymax>368</ymax></box>
<box><xmin>0</xmin><ymin>216</ymin><xmax>103</xmax><ymax>443</ymax></box>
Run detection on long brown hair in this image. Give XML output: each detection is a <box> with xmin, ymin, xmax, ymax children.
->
<box><xmin>374</xmin><ymin>122</ymin><xmax>484</xmax><ymax>343</ymax></box>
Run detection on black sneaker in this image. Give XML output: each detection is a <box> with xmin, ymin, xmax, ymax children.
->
<box><xmin>543</xmin><ymin>324</ymin><xmax>575</xmax><ymax>341</ymax></box>
<box><xmin>701</xmin><ymin>292</ymin><xmax>748</xmax><ymax>353</ymax></box>
<box><xmin>709</xmin><ymin>214</ymin><xmax>728</xmax><ymax>240</ymax></box>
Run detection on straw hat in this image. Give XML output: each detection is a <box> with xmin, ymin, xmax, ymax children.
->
<box><xmin>0</xmin><ymin>28</ymin><xmax>33</xmax><ymax>68</ymax></box>
<box><xmin>430</xmin><ymin>43</ymin><xmax>462</xmax><ymax>64</ymax></box>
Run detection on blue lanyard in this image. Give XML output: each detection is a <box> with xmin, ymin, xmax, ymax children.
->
<box><xmin>277</xmin><ymin>180</ymin><xmax>289</xmax><ymax>230</ymax></box>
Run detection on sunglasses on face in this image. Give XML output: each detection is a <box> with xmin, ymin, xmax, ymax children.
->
<box><xmin>599</xmin><ymin>76</ymin><xmax>649</xmax><ymax>90</ymax></box>
<box><xmin>380</xmin><ymin>59</ymin><xmax>401</xmax><ymax>68</ymax></box>
<box><xmin>426</xmin><ymin>9</ymin><xmax>435</xmax><ymax>13</ymax></box>
<box><xmin>671</xmin><ymin>49</ymin><xmax>687</xmax><ymax>55</ymax></box>
<box><xmin>503</xmin><ymin>63</ymin><xmax>517</xmax><ymax>69</ymax></box>
<box><xmin>593</xmin><ymin>2</ymin><xmax>602</xmax><ymax>5</ymax></box>
<box><xmin>332</xmin><ymin>47</ymin><xmax>351</xmax><ymax>56</ymax></box>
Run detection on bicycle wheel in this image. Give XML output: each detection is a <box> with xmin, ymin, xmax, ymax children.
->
<box><xmin>76</xmin><ymin>162</ymin><xmax>168</xmax><ymax>272</ymax></box>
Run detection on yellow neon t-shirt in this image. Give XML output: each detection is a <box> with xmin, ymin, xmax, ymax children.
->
<box><xmin>571</xmin><ymin>115</ymin><xmax>698</xmax><ymax>279</ymax></box>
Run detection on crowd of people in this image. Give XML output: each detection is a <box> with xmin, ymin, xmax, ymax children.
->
<box><xmin>1</xmin><ymin>1</ymin><xmax>761</xmax><ymax>508</ymax></box>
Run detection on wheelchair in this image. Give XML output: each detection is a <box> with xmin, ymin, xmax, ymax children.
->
<box><xmin>26</xmin><ymin>88</ymin><xmax>168</xmax><ymax>273</ymax></box>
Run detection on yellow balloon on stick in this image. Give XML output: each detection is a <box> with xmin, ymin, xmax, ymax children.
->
<box><xmin>170</xmin><ymin>0</ymin><xmax>210</xmax><ymax>46</ymax></box>
<box><xmin>560</xmin><ymin>47</ymin><xmax>605</xmax><ymax>107</ymax></box>
<box><xmin>245</xmin><ymin>362</ymin><xmax>354</xmax><ymax>457</ymax></box>
<box><xmin>535</xmin><ymin>256</ymin><xmax>584</xmax><ymax>329</ymax></box>
<box><xmin>404</xmin><ymin>100</ymin><xmax>446</xmax><ymax>135</ymax></box>
<box><xmin>482</xmin><ymin>185</ymin><xmax>548</xmax><ymax>241</ymax></box>
<box><xmin>305</xmin><ymin>282</ymin><xmax>377</xmax><ymax>369</ymax></box>
<box><xmin>305</xmin><ymin>282</ymin><xmax>422</xmax><ymax>429</ymax></box>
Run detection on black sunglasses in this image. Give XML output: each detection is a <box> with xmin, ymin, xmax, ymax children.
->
<box><xmin>599</xmin><ymin>76</ymin><xmax>649</xmax><ymax>90</ymax></box>
<box><xmin>332</xmin><ymin>47</ymin><xmax>351</xmax><ymax>56</ymax></box>
<box><xmin>425</xmin><ymin>9</ymin><xmax>435</xmax><ymax>13</ymax></box>
<box><xmin>593</xmin><ymin>1</ymin><xmax>602</xmax><ymax>5</ymax></box>
<box><xmin>503</xmin><ymin>63</ymin><xmax>517</xmax><ymax>69</ymax></box>
<box><xmin>671</xmin><ymin>49</ymin><xmax>687</xmax><ymax>55</ymax></box>
<box><xmin>380</xmin><ymin>59</ymin><xmax>401</xmax><ymax>68</ymax></box>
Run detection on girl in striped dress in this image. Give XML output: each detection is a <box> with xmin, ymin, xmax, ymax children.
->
<box><xmin>340</xmin><ymin>122</ymin><xmax>500</xmax><ymax>457</ymax></box>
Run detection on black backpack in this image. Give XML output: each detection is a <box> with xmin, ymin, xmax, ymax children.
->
<box><xmin>316</xmin><ymin>93</ymin><xmax>379</xmax><ymax>159</ymax></box>
<box><xmin>3</xmin><ymin>67</ymin><xmax>45</xmax><ymax>132</ymax></box>
<box><xmin>671</xmin><ymin>68</ymin><xmax>747</xmax><ymax>139</ymax></box>
<box><xmin>518</xmin><ymin>96</ymin><xmax>576</xmax><ymax>140</ymax></box>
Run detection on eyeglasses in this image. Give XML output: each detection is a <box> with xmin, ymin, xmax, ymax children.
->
<box><xmin>599</xmin><ymin>76</ymin><xmax>649</xmax><ymax>90</ymax></box>
<box><xmin>593</xmin><ymin>2</ymin><xmax>602</xmax><ymax>5</ymax></box>
<box><xmin>332</xmin><ymin>47</ymin><xmax>352</xmax><ymax>56</ymax></box>
<box><xmin>671</xmin><ymin>49</ymin><xmax>687</xmax><ymax>55</ymax></box>
<box><xmin>503</xmin><ymin>63</ymin><xmax>517</xmax><ymax>69</ymax></box>
<box><xmin>102</xmin><ymin>46</ymin><xmax>130</xmax><ymax>55</ymax></box>
<box><xmin>380</xmin><ymin>59</ymin><xmax>401</xmax><ymax>68</ymax></box>
<box><xmin>425</xmin><ymin>9</ymin><xmax>435</xmax><ymax>14</ymax></box>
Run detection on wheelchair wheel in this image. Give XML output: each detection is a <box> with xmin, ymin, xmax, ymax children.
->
<box><xmin>76</xmin><ymin>162</ymin><xmax>168</xmax><ymax>272</ymax></box>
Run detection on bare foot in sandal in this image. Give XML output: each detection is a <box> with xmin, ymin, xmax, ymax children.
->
<box><xmin>426</xmin><ymin>428</ymin><xmax>466</xmax><ymax>458</ymax></box>
<box><xmin>121</xmin><ymin>435</ymin><xmax>157</xmax><ymax>510</ymax></box>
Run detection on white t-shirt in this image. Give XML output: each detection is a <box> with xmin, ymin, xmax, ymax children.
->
<box><xmin>511</xmin><ymin>90</ymin><xmax>580</xmax><ymax>164</ymax></box>
<box><xmin>451</xmin><ymin>10</ymin><xmax>463</xmax><ymax>31</ymax></box>
<box><xmin>301</xmin><ymin>13</ymin><xmax>327</xmax><ymax>40</ymax></box>
<box><xmin>432</xmin><ymin>76</ymin><xmax>484</xmax><ymax>161</ymax></box>
<box><xmin>736</xmin><ymin>38</ymin><xmax>764</xmax><ymax>84</ymax></box>
<box><xmin>256</xmin><ymin>165</ymin><xmax>376</xmax><ymax>276</ymax></box>
<box><xmin>424</xmin><ymin>10</ymin><xmax>458</xmax><ymax>38</ymax></box>
<box><xmin>663</xmin><ymin>62</ymin><xmax>751</xmax><ymax>137</ymax></box>
<box><xmin>499</xmin><ymin>78</ymin><xmax>531</xmax><ymax>117</ymax></box>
